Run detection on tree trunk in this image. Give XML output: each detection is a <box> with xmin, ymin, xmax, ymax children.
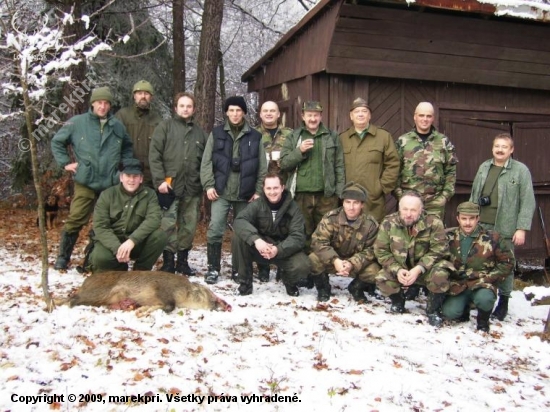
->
<box><xmin>172</xmin><ymin>0</ymin><xmax>186</xmax><ymax>103</ymax></box>
<box><xmin>218</xmin><ymin>46</ymin><xmax>226</xmax><ymax>106</ymax></box>
<box><xmin>193</xmin><ymin>0</ymin><xmax>224</xmax><ymax>133</ymax></box>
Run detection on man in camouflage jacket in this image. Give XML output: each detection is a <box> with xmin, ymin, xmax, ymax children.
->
<box><xmin>374</xmin><ymin>191</ymin><xmax>453</xmax><ymax>326</ymax></box>
<box><xmin>309</xmin><ymin>182</ymin><xmax>380</xmax><ymax>302</ymax></box>
<box><xmin>442</xmin><ymin>202</ymin><xmax>514</xmax><ymax>332</ymax></box>
<box><xmin>395</xmin><ymin>102</ymin><xmax>458</xmax><ymax>219</ymax></box>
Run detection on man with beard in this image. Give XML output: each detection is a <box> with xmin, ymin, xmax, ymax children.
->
<box><xmin>470</xmin><ymin>133</ymin><xmax>535</xmax><ymax>321</ymax></box>
<box><xmin>150</xmin><ymin>92</ymin><xmax>208</xmax><ymax>275</ymax></box>
<box><xmin>374</xmin><ymin>191</ymin><xmax>453</xmax><ymax>326</ymax></box>
<box><xmin>116</xmin><ymin>80</ymin><xmax>162</xmax><ymax>187</ymax></box>
<box><xmin>232</xmin><ymin>173</ymin><xmax>311</xmax><ymax>296</ymax></box>
<box><xmin>442</xmin><ymin>202</ymin><xmax>514</xmax><ymax>332</ymax></box>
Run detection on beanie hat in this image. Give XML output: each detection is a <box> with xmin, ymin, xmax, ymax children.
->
<box><xmin>457</xmin><ymin>201</ymin><xmax>480</xmax><ymax>216</ymax></box>
<box><xmin>350</xmin><ymin>97</ymin><xmax>371</xmax><ymax>112</ymax></box>
<box><xmin>90</xmin><ymin>87</ymin><xmax>113</xmax><ymax>104</ymax></box>
<box><xmin>224</xmin><ymin>96</ymin><xmax>248</xmax><ymax>114</ymax></box>
<box><xmin>120</xmin><ymin>158</ymin><xmax>143</xmax><ymax>175</ymax></box>
<box><xmin>133</xmin><ymin>80</ymin><xmax>154</xmax><ymax>95</ymax></box>
<box><xmin>340</xmin><ymin>181</ymin><xmax>367</xmax><ymax>202</ymax></box>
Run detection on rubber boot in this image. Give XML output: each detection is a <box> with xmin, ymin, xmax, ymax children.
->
<box><xmin>237</xmin><ymin>264</ymin><xmax>253</xmax><ymax>296</ymax></box>
<box><xmin>364</xmin><ymin>283</ymin><xmax>385</xmax><ymax>300</ymax></box>
<box><xmin>160</xmin><ymin>250</ymin><xmax>175</xmax><ymax>273</ymax></box>
<box><xmin>389</xmin><ymin>291</ymin><xmax>406</xmax><ymax>313</ymax></box>
<box><xmin>491</xmin><ymin>296</ymin><xmax>509</xmax><ymax>321</ymax></box>
<box><xmin>347</xmin><ymin>278</ymin><xmax>368</xmax><ymax>303</ymax></box>
<box><xmin>54</xmin><ymin>231</ymin><xmax>79</xmax><ymax>270</ymax></box>
<box><xmin>404</xmin><ymin>284</ymin><xmax>421</xmax><ymax>301</ymax></box>
<box><xmin>426</xmin><ymin>293</ymin><xmax>446</xmax><ymax>327</ymax></box>
<box><xmin>477</xmin><ymin>308</ymin><xmax>491</xmax><ymax>332</ymax></box>
<box><xmin>257</xmin><ymin>264</ymin><xmax>270</xmax><ymax>283</ymax></box>
<box><xmin>176</xmin><ymin>249</ymin><xmax>196</xmax><ymax>276</ymax></box>
<box><xmin>275</xmin><ymin>267</ymin><xmax>283</xmax><ymax>282</ymax></box>
<box><xmin>313</xmin><ymin>273</ymin><xmax>331</xmax><ymax>302</ymax></box>
<box><xmin>284</xmin><ymin>282</ymin><xmax>300</xmax><ymax>297</ymax></box>
<box><xmin>205</xmin><ymin>243</ymin><xmax>222</xmax><ymax>284</ymax></box>
<box><xmin>296</xmin><ymin>273</ymin><xmax>314</xmax><ymax>289</ymax></box>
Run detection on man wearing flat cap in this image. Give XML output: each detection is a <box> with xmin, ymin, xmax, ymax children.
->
<box><xmin>116</xmin><ymin>80</ymin><xmax>162</xmax><ymax>187</ymax></box>
<box><xmin>200</xmin><ymin>95</ymin><xmax>267</xmax><ymax>284</ymax></box>
<box><xmin>442</xmin><ymin>201</ymin><xmax>514</xmax><ymax>332</ymax></box>
<box><xmin>51</xmin><ymin>86</ymin><xmax>133</xmax><ymax>270</ymax></box>
<box><xmin>88</xmin><ymin>158</ymin><xmax>166</xmax><ymax>273</ymax></box>
<box><xmin>280</xmin><ymin>101</ymin><xmax>345</xmax><ymax>251</ymax></box>
<box><xmin>339</xmin><ymin>98</ymin><xmax>400</xmax><ymax>223</ymax></box>
<box><xmin>309</xmin><ymin>182</ymin><xmax>381</xmax><ymax>302</ymax></box>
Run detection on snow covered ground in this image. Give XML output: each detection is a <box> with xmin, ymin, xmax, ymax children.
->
<box><xmin>1</xmin><ymin>246</ymin><xmax>549</xmax><ymax>411</ymax></box>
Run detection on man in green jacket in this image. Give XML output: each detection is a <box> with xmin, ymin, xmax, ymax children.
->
<box><xmin>149</xmin><ymin>92</ymin><xmax>208</xmax><ymax>275</ymax></box>
<box><xmin>115</xmin><ymin>80</ymin><xmax>162</xmax><ymax>187</ymax></box>
<box><xmin>51</xmin><ymin>87</ymin><xmax>133</xmax><ymax>270</ymax></box>
<box><xmin>233</xmin><ymin>172</ymin><xmax>311</xmax><ymax>296</ymax></box>
<box><xmin>470</xmin><ymin>133</ymin><xmax>535</xmax><ymax>321</ymax></box>
<box><xmin>88</xmin><ymin>158</ymin><xmax>166</xmax><ymax>273</ymax></box>
<box><xmin>280</xmin><ymin>101</ymin><xmax>345</xmax><ymax>250</ymax></box>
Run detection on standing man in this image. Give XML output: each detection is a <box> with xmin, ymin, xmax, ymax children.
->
<box><xmin>256</xmin><ymin>100</ymin><xmax>293</xmax><ymax>282</ymax></box>
<box><xmin>280</xmin><ymin>101</ymin><xmax>345</xmax><ymax>249</ymax></box>
<box><xmin>233</xmin><ymin>172</ymin><xmax>311</xmax><ymax>296</ymax></box>
<box><xmin>51</xmin><ymin>86</ymin><xmax>133</xmax><ymax>270</ymax></box>
<box><xmin>309</xmin><ymin>182</ymin><xmax>381</xmax><ymax>303</ymax></box>
<box><xmin>443</xmin><ymin>202</ymin><xmax>514</xmax><ymax>332</ymax></box>
<box><xmin>88</xmin><ymin>158</ymin><xmax>166</xmax><ymax>273</ymax></box>
<box><xmin>470</xmin><ymin>133</ymin><xmax>535</xmax><ymax>321</ymax></box>
<box><xmin>200</xmin><ymin>96</ymin><xmax>267</xmax><ymax>284</ymax></box>
<box><xmin>115</xmin><ymin>80</ymin><xmax>162</xmax><ymax>187</ymax></box>
<box><xmin>339</xmin><ymin>98</ymin><xmax>399</xmax><ymax>222</ymax></box>
<box><xmin>374</xmin><ymin>191</ymin><xmax>453</xmax><ymax>327</ymax></box>
<box><xmin>149</xmin><ymin>92</ymin><xmax>208</xmax><ymax>275</ymax></box>
<box><xmin>395</xmin><ymin>102</ymin><xmax>458</xmax><ymax>219</ymax></box>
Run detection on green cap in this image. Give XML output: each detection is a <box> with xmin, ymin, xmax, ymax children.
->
<box><xmin>121</xmin><ymin>158</ymin><xmax>143</xmax><ymax>175</ymax></box>
<box><xmin>350</xmin><ymin>97</ymin><xmax>371</xmax><ymax>112</ymax></box>
<box><xmin>340</xmin><ymin>181</ymin><xmax>367</xmax><ymax>202</ymax></box>
<box><xmin>133</xmin><ymin>80</ymin><xmax>154</xmax><ymax>95</ymax></box>
<box><xmin>90</xmin><ymin>87</ymin><xmax>113</xmax><ymax>104</ymax></box>
<box><xmin>457</xmin><ymin>201</ymin><xmax>480</xmax><ymax>216</ymax></box>
<box><xmin>302</xmin><ymin>101</ymin><xmax>323</xmax><ymax>112</ymax></box>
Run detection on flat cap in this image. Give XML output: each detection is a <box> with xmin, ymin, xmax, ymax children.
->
<box><xmin>457</xmin><ymin>201</ymin><xmax>480</xmax><ymax>216</ymax></box>
<box><xmin>340</xmin><ymin>181</ymin><xmax>367</xmax><ymax>202</ymax></box>
<box><xmin>302</xmin><ymin>101</ymin><xmax>323</xmax><ymax>112</ymax></box>
<box><xmin>121</xmin><ymin>158</ymin><xmax>143</xmax><ymax>175</ymax></box>
<box><xmin>350</xmin><ymin>97</ymin><xmax>371</xmax><ymax>112</ymax></box>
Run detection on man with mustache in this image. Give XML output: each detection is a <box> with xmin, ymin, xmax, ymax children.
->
<box><xmin>470</xmin><ymin>133</ymin><xmax>535</xmax><ymax>321</ymax></box>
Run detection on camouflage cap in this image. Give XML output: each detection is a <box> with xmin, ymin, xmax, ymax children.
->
<box><xmin>457</xmin><ymin>201</ymin><xmax>480</xmax><ymax>216</ymax></box>
<box><xmin>340</xmin><ymin>181</ymin><xmax>367</xmax><ymax>202</ymax></box>
<box><xmin>350</xmin><ymin>97</ymin><xmax>371</xmax><ymax>112</ymax></box>
<box><xmin>133</xmin><ymin>80</ymin><xmax>154</xmax><ymax>95</ymax></box>
<box><xmin>302</xmin><ymin>101</ymin><xmax>323</xmax><ymax>112</ymax></box>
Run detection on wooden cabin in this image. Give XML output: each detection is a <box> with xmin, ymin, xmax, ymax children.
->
<box><xmin>242</xmin><ymin>0</ymin><xmax>550</xmax><ymax>258</ymax></box>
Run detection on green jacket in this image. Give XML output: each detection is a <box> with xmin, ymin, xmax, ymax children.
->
<box><xmin>115</xmin><ymin>106</ymin><xmax>162</xmax><ymax>185</ymax></box>
<box><xmin>93</xmin><ymin>183</ymin><xmax>162</xmax><ymax>254</ymax></box>
<box><xmin>280</xmin><ymin>123</ymin><xmax>345</xmax><ymax>197</ymax></box>
<box><xmin>233</xmin><ymin>190</ymin><xmax>306</xmax><ymax>259</ymax></box>
<box><xmin>51</xmin><ymin>109</ymin><xmax>133</xmax><ymax>192</ymax></box>
<box><xmin>311</xmin><ymin>207</ymin><xmax>379</xmax><ymax>276</ymax></box>
<box><xmin>447</xmin><ymin>225</ymin><xmax>514</xmax><ymax>295</ymax></box>
<box><xmin>395</xmin><ymin>127</ymin><xmax>458</xmax><ymax>205</ymax></box>
<box><xmin>339</xmin><ymin>125</ymin><xmax>400</xmax><ymax>222</ymax></box>
<box><xmin>149</xmin><ymin>115</ymin><xmax>207</xmax><ymax>197</ymax></box>
<box><xmin>470</xmin><ymin>158</ymin><xmax>535</xmax><ymax>238</ymax></box>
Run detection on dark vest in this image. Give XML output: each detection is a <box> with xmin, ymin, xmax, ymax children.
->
<box><xmin>212</xmin><ymin>125</ymin><xmax>261</xmax><ymax>200</ymax></box>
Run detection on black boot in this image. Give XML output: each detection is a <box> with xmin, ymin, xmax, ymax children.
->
<box><xmin>313</xmin><ymin>273</ymin><xmax>331</xmax><ymax>302</ymax></box>
<box><xmin>477</xmin><ymin>308</ymin><xmax>491</xmax><ymax>332</ymax></box>
<box><xmin>175</xmin><ymin>249</ymin><xmax>196</xmax><ymax>276</ymax></box>
<box><xmin>457</xmin><ymin>305</ymin><xmax>471</xmax><ymax>323</ymax></box>
<box><xmin>160</xmin><ymin>250</ymin><xmax>175</xmax><ymax>273</ymax></box>
<box><xmin>54</xmin><ymin>231</ymin><xmax>79</xmax><ymax>270</ymax></box>
<box><xmin>364</xmin><ymin>283</ymin><xmax>385</xmax><ymax>300</ymax></box>
<box><xmin>205</xmin><ymin>243</ymin><xmax>222</xmax><ymax>284</ymax></box>
<box><xmin>491</xmin><ymin>296</ymin><xmax>509</xmax><ymax>321</ymax></box>
<box><xmin>275</xmin><ymin>267</ymin><xmax>283</xmax><ymax>282</ymax></box>
<box><xmin>284</xmin><ymin>282</ymin><xmax>299</xmax><ymax>297</ymax></box>
<box><xmin>237</xmin><ymin>264</ymin><xmax>253</xmax><ymax>295</ymax></box>
<box><xmin>347</xmin><ymin>278</ymin><xmax>368</xmax><ymax>303</ymax></box>
<box><xmin>426</xmin><ymin>293</ymin><xmax>446</xmax><ymax>327</ymax></box>
<box><xmin>257</xmin><ymin>264</ymin><xmax>270</xmax><ymax>283</ymax></box>
<box><xmin>389</xmin><ymin>291</ymin><xmax>406</xmax><ymax>313</ymax></box>
<box><xmin>296</xmin><ymin>273</ymin><xmax>314</xmax><ymax>289</ymax></box>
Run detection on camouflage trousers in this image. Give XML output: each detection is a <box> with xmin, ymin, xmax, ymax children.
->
<box><xmin>161</xmin><ymin>195</ymin><xmax>201</xmax><ymax>252</ymax></box>
<box><xmin>375</xmin><ymin>266</ymin><xmax>450</xmax><ymax>296</ymax></box>
<box><xmin>480</xmin><ymin>223</ymin><xmax>515</xmax><ymax>297</ymax></box>
<box><xmin>442</xmin><ymin>288</ymin><xmax>496</xmax><ymax>319</ymax></box>
<box><xmin>309</xmin><ymin>252</ymin><xmax>381</xmax><ymax>284</ymax></box>
<box><xmin>295</xmin><ymin>192</ymin><xmax>339</xmax><ymax>250</ymax></box>
<box><xmin>423</xmin><ymin>202</ymin><xmax>445</xmax><ymax>222</ymax></box>
<box><xmin>63</xmin><ymin>182</ymin><xmax>100</xmax><ymax>234</ymax></box>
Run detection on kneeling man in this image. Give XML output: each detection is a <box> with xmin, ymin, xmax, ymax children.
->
<box><xmin>233</xmin><ymin>172</ymin><xmax>311</xmax><ymax>296</ymax></box>
<box><xmin>442</xmin><ymin>202</ymin><xmax>514</xmax><ymax>332</ymax></box>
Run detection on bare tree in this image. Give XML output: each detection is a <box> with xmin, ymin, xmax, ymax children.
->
<box><xmin>172</xmin><ymin>0</ymin><xmax>185</xmax><ymax>102</ymax></box>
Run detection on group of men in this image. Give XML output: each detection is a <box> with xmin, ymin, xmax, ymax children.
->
<box><xmin>50</xmin><ymin>82</ymin><xmax>535</xmax><ymax>332</ymax></box>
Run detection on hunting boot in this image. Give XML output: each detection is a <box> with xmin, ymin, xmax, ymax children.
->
<box><xmin>175</xmin><ymin>249</ymin><xmax>196</xmax><ymax>276</ymax></box>
<box><xmin>389</xmin><ymin>291</ymin><xmax>406</xmax><ymax>314</ymax></box>
<box><xmin>313</xmin><ymin>273</ymin><xmax>331</xmax><ymax>302</ymax></box>
<box><xmin>160</xmin><ymin>250</ymin><xmax>175</xmax><ymax>273</ymax></box>
<box><xmin>237</xmin><ymin>265</ymin><xmax>253</xmax><ymax>296</ymax></box>
<box><xmin>457</xmin><ymin>305</ymin><xmax>471</xmax><ymax>323</ymax></box>
<box><xmin>404</xmin><ymin>284</ymin><xmax>421</xmax><ymax>301</ymax></box>
<box><xmin>257</xmin><ymin>263</ymin><xmax>270</xmax><ymax>283</ymax></box>
<box><xmin>284</xmin><ymin>282</ymin><xmax>300</xmax><ymax>297</ymax></box>
<box><xmin>54</xmin><ymin>231</ymin><xmax>79</xmax><ymax>270</ymax></box>
<box><xmin>205</xmin><ymin>243</ymin><xmax>222</xmax><ymax>284</ymax></box>
<box><xmin>296</xmin><ymin>273</ymin><xmax>314</xmax><ymax>289</ymax></box>
<box><xmin>477</xmin><ymin>308</ymin><xmax>492</xmax><ymax>332</ymax></box>
<box><xmin>426</xmin><ymin>293</ymin><xmax>446</xmax><ymax>327</ymax></box>
<box><xmin>347</xmin><ymin>278</ymin><xmax>368</xmax><ymax>303</ymax></box>
<box><xmin>491</xmin><ymin>296</ymin><xmax>509</xmax><ymax>321</ymax></box>
<box><xmin>364</xmin><ymin>283</ymin><xmax>385</xmax><ymax>300</ymax></box>
<box><xmin>275</xmin><ymin>267</ymin><xmax>283</xmax><ymax>282</ymax></box>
